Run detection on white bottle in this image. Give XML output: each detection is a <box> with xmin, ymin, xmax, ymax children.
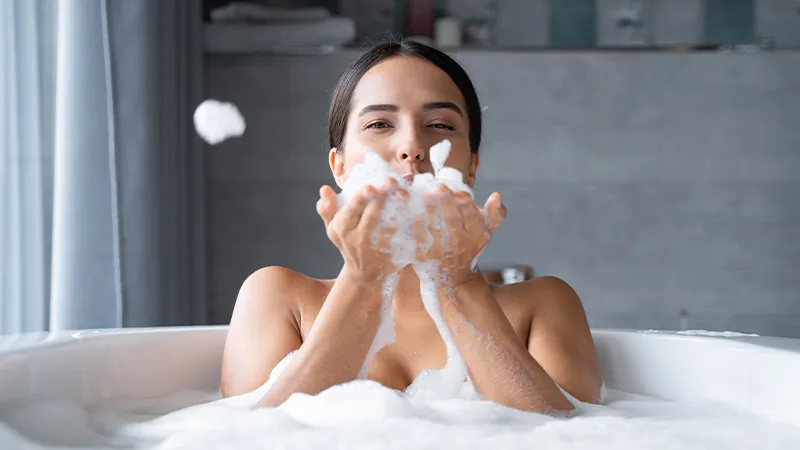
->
<box><xmin>435</xmin><ymin>17</ymin><xmax>462</xmax><ymax>48</ymax></box>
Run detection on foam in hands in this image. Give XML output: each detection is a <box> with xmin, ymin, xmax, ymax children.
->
<box><xmin>337</xmin><ymin>139</ymin><xmax>473</xmax><ymax>396</ymax></box>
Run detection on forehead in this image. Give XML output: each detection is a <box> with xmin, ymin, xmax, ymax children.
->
<box><xmin>350</xmin><ymin>56</ymin><xmax>466</xmax><ymax>109</ymax></box>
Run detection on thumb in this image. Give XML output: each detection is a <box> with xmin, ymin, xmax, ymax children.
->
<box><xmin>317</xmin><ymin>185</ymin><xmax>338</xmax><ymax>228</ymax></box>
<box><xmin>483</xmin><ymin>192</ymin><xmax>507</xmax><ymax>231</ymax></box>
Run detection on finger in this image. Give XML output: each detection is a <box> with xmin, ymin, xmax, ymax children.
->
<box><xmin>413</xmin><ymin>193</ymin><xmax>438</xmax><ymax>259</ymax></box>
<box><xmin>413</xmin><ymin>212</ymin><xmax>429</xmax><ymax>260</ymax></box>
<box><xmin>423</xmin><ymin>190</ymin><xmax>441</xmax><ymax>231</ymax></box>
<box><xmin>379</xmin><ymin>176</ymin><xmax>398</xmax><ymax>193</ymax></box>
<box><xmin>337</xmin><ymin>185</ymin><xmax>376</xmax><ymax>230</ymax></box>
<box><xmin>317</xmin><ymin>185</ymin><xmax>338</xmax><ymax>227</ymax></box>
<box><xmin>358</xmin><ymin>188</ymin><xmax>389</xmax><ymax>233</ymax></box>
<box><xmin>455</xmin><ymin>192</ymin><xmax>482</xmax><ymax>233</ymax></box>
<box><xmin>436</xmin><ymin>185</ymin><xmax>463</xmax><ymax>231</ymax></box>
<box><xmin>483</xmin><ymin>192</ymin><xmax>507</xmax><ymax>231</ymax></box>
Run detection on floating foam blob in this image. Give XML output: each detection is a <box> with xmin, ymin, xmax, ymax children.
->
<box><xmin>193</xmin><ymin>99</ymin><xmax>246</xmax><ymax>145</ymax></box>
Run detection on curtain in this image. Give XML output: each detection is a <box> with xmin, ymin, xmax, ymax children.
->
<box><xmin>1</xmin><ymin>0</ymin><xmax>206</xmax><ymax>334</ymax></box>
<box><xmin>0</xmin><ymin>0</ymin><xmax>57</xmax><ymax>334</ymax></box>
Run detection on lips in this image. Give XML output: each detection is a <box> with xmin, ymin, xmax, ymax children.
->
<box><xmin>402</xmin><ymin>173</ymin><xmax>415</xmax><ymax>182</ymax></box>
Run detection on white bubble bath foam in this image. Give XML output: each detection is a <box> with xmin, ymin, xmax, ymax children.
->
<box><xmin>2</xmin><ymin>326</ymin><xmax>800</xmax><ymax>449</ymax></box>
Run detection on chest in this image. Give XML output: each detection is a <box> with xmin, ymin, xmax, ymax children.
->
<box><xmin>299</xmin><ymin>288</ymin><xmax>532</xmax><ymax>392</ymax></box>
<box><xmin>364</xmin><ymin>307</ymin><xmax>531</xmax><ymax>391</ymax></box>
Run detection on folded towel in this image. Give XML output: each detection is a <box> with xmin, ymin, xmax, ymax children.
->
<box><xmin>211</xmin><ymin>2</ymin><xmax>330</xmax><ymax>23</ymax></box>
<box><xmin>205</xmin><ymin>17</ymin><xmax>356</xmax><ymax>53</ymax></box>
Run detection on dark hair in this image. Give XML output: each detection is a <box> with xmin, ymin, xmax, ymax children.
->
<box><xmin>327</xmin><ymin>40</ymin><xmax>482</xmax><ymax>154</ymax></box>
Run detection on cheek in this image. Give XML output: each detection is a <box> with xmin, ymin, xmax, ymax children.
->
<box><xmin>446</xmin><ymin>145</ymin><xmax>474</xmax><ymax>173</ymax></box>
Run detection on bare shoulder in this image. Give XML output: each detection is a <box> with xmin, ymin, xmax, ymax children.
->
<box><xmin>241</xmin><ymin>265</ymin><xmax>325</xmax><ymax>294</ymax></box>
<box><xmin>495</xmin><ymin>276</ymin><xmax>603</xmax><ymax>403</ymax></box>
<box><xmin>493</xmin><ymin>275</ymin><xmax>585</xmax><ymax>320</ymax></box>
<box><xmin>232</xmin><ymin>266</ymin><xmax>330</xmax><ymax>319</ymax></box>
<box><xmin>220</xmin><ymin>266</ymin><xmax>329</xmax><ymax>397</ymax></box>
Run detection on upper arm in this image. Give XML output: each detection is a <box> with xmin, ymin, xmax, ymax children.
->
<box><xmin>525</xmin><ymin>276</ymin><xmax>603</xmax><ymax>404</ymax></box>
<box><xmin>220</xmin><ymin>266</ymin><xmax>304</xmax><ymax>398</ymax></box>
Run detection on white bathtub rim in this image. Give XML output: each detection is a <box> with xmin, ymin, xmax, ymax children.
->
<box><xmin>2</xmin><ymin>326</ymin><xmax>798</xmax><ymax>357</ymax></box>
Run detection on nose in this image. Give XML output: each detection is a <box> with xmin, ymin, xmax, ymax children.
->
<box><xmin>396</xmin><ymin>142</ymin><xmax>425</xmax><ymax>164</ymax></box>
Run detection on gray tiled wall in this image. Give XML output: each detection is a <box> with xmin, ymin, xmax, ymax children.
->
<box><xmin>205</xmin><ymin>50</ymin><xmax>800</xmax><ymax>337</ymax></box>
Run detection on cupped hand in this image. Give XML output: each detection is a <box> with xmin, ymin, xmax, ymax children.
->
<box><xmin>317</xmin><ymin>178</ymin><xmax>410</xmax><ymax>283</ymax></box>
<box><xmin>413</xmin><ymin>184</ymin><xmax>507</xmax><ymax>285</ymax></box>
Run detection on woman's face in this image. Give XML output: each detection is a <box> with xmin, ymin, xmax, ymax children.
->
<box><xmin>330</xmin><ymin>56</ymin><xmax>479</xmax><ymax>187</ymax></box>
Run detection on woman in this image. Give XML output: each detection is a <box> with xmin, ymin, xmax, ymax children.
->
<box><xmin>220</xmin><ymin>41</ymin><xmax>603</xmax><ymax>413</ymax></box>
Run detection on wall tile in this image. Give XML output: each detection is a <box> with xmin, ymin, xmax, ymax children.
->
<box><xmin>205</xmin><ymin>51</ymin><xmax>800</xmax><ymax>335</ymax></box>
<box><xmin>704</xmin><ymin>0</ymin><xmax>755</xmax><ymax>45</ymax></box>
<box><xmin>755</xmin><ymin>0</ymin><xmax>800</xmax><ymax>48</ymax></box>
<box><xmin>550</xmin><ymin>0</ymin><xmax>596</xmax><ymax>47</ymax></box>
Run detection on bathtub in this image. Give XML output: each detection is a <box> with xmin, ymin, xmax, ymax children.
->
<box><xmin>1</xmin><ymin>326</ymin><xmax>799</xmax><ymax>447</ymax></box>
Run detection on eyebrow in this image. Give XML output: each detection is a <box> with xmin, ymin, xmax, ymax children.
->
<box><xmin>422</xmin><ymin>101</ymin><xmax>463</xmax><ymax>116</ymax></box>
<box><xmin>357</xmin><ymin>101</ymin><xmax>463</xmax><ymax>117</ymax></box>
<box><xmin>357</xmin><ymin>104</ymin><xmax>398</xmax><ymax>116</ymax></box>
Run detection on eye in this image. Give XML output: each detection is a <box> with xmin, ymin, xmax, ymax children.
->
<box><xmin>365</xmin><ymin>121</ymin><xmax>392</xmax><ymax>130</ymax></box>
<box><xmin>429</xmin><ymin>123</ymin><xmax>455</xmax><ymax>131</ymax></box>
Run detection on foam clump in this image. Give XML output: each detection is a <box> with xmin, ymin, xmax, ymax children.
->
<box><xmin>3</xmin><ymin>351</ymin><xmax>800</xmax><ymax>450</ymax></box>
<box><xmin>5</xmin><ymin>382</ymin><xmax>800</xmax><ymax>450</ymax></box>
<box><xmin>193</xmin><ymin>99</ymin><xmax>246</xmax><ymax>145</ymax></box>
<box><xmin>337</xmin><ymin>139</ymin><xmax>472</xmax><ymax>218</ymax></box>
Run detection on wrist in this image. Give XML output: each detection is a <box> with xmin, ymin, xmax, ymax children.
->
<box><xmin>339</xmin><ymin>264</ymin><xmax>387</xmax><ymax>288</ymax></box>
<box><xmin>443</xmin><ymin>267</ymin><xmax>483</xmax><ymax>288</ymax></box>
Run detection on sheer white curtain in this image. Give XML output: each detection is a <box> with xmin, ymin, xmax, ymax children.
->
<box><xmin>1</xmin><ymin>0</ymin><xmax>206</xmax><ymax>335</ymax></box>
<box><xmin>0</xmin><ymin>0</ymin><xmax>58</xmax><ymax>334</ymax></box>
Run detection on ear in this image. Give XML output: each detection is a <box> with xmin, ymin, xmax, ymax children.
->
<box><xmin>329</xmin><ymin>148</ymin><xmax>346</xmax><ymax>188</ymax></box>
<box><xmin>466</xmin><ymin>153</ymin><xmax>480</xmax><ymax>187</ymax></box>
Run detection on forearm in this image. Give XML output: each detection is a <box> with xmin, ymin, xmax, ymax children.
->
<box><xmin>439</xmin><ymin>276</ymin><xmax>574</xmax><ymax>412</ymax></box>
<box><xmin>258</xmin><ymin>268</ymin><xmax>383</xmax><ymax>407</ymax></box>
